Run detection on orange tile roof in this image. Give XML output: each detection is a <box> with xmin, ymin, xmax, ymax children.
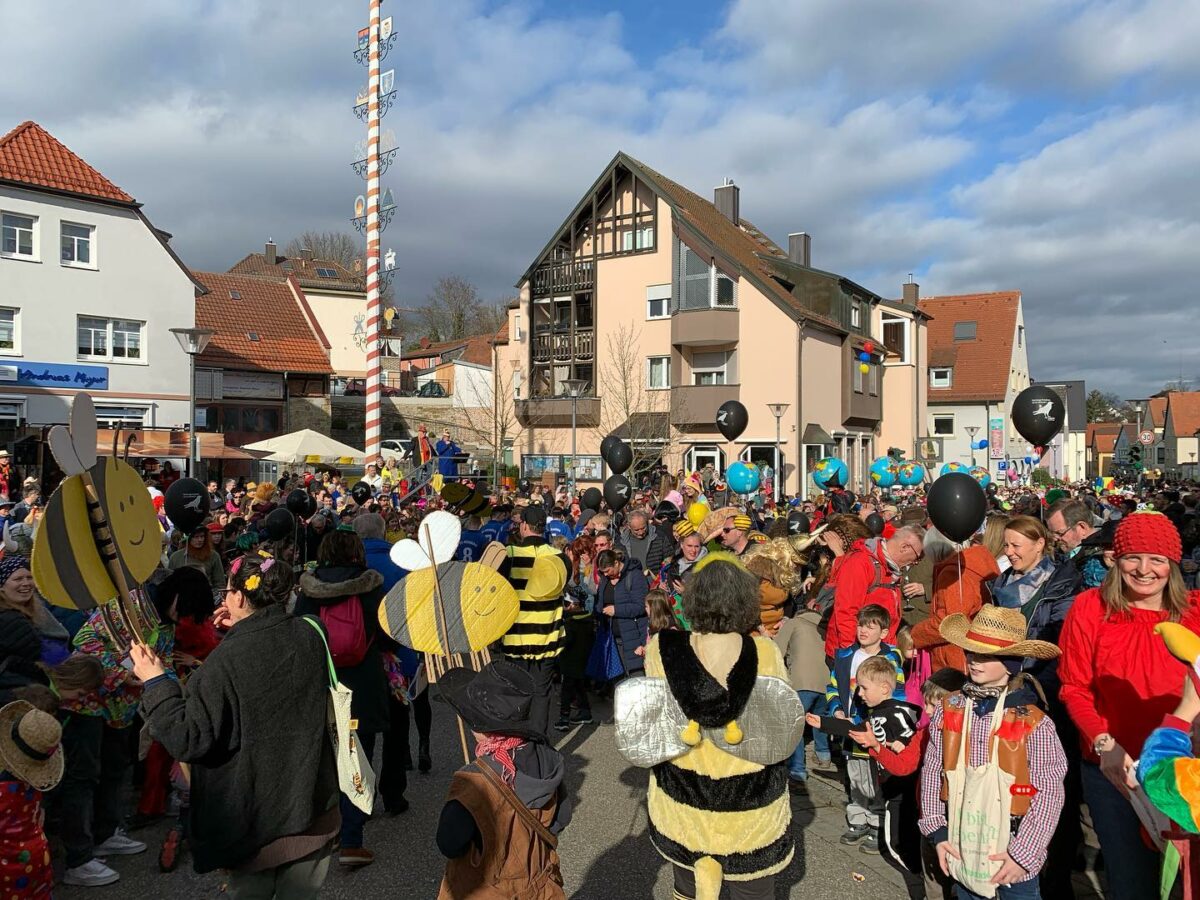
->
<box><xmin>406</xmin><ymin>332</ymin><xmax>498</xmax><ymax>366</ymax></box>
<box><xmin>228</xmin><ymin>252</ymin><xmax>364</xmax><ymax>293</ymax></box>
<box><xmin>1148</xmin><ymin>396</ymin><xmax>1168</xmax><ymax>428</ymax></box>
<box><xmin>0</xmin><ymin>121</ymin><xmax>134</xmax><ymax>204</ymax></box>
<box><xmin>1166</xmin><ymin>392</ymin><xmax>1200</xmax><ymax>438</ymax></box>
<box><xmin>918</xmin><ymin>292</ymin><xmax>1021</xmax><ymax>403</ymax></box>
<box><xmin>192</xmin><ymin>272</ymin><xmax>332</xmax><ymax>375</ymax></box>
<box><xmin>1087</xmin><ymin>422</ymin><xmax>1124</xmax><ymax>453</ymax></box>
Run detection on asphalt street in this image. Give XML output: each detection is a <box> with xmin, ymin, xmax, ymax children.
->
<box><xmin>56</xmin><ymin>690</ymin><xmax>1106</xmax><ymax>899</ymax></box>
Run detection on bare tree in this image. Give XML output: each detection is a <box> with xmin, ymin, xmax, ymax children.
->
<box><xmin>591</xmin><ymin>321</ymin><xmax>680</xmax><ymax>475</ymax></box>
<box><xmin>419</xmin><ymin>276</ymin><xmax>488</xmax><ymax>342</ymax></box>
<box><xmin>284</xmin><ymin>231</ymin><xmax>363</xmax><ymax>270</ymax></box>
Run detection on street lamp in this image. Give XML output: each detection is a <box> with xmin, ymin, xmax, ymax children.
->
<box><xmin>170</xmin><ymin>327</ymin><xmax>215</xmax><ymax>477</ymax></box>
<box><xmin>767</xmin><ymin>403</ymin><xmax>789</xmax><ymax>498</ymax></box>
<box><xmin>563</xmin><ymin>378</ymin><xmax>588</xmax><ymax>497</ymax></box>
<box><xmin>965</xmin><ymin>425</ymin><xmax>980</xmax><ymax>467</ymax></box>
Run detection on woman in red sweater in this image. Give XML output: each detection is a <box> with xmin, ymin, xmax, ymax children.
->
<box><xmin>1059</xmin><ymin>512</ymin><xmax>1200</xmax><ymax>900</ymax></box>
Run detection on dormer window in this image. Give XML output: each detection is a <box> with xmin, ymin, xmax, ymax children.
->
<box><xmin>930</xmin><ymin>367</ymin><xmax>953</xmax><ymax>388</ymax></box>
<box><xmin>953</xmin><ymin>321</ymin><xmax>976</xmax><ymax>341</ymax></box>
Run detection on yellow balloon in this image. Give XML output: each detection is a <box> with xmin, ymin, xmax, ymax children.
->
<box><xmin>859</xmin><ymin>363</ymin><xmax>870</xmax><ymax>374</ymax></box>
<box><xmin>686</xmin><ymin>503</ymin><xmax>707</xmax><ymax>527</ymax></box>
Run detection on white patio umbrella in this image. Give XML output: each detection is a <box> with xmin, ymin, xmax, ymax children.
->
<box><xmin>241</xmin><ymin>429</ymin><xmax>367</xmax><ymax>466</ymax></box>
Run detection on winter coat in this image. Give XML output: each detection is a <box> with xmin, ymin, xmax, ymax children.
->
<box><xmin>823</xmin><ymin>539</ymin><xmax>903</xmax><ymax>658</ymax></box>
<box><xmin>0</xmin><ymin>608</ymin><xmax>47</xmax><ymax>705</ymax></box>
<box><xmin>167</xmin><ymin>547</ymin><xmax>225</xmax><ymax>591</ymax></box>
<box><xmin>910</xmin><ymin>544</ymin><xmax>1000</xmax><ymax>673</ymax></box>
<box><xmin>140</xmin><ymin>604</ymin><xmax>340</xmax><ymax>873</ymax></box>
<box><xmin>999</xmin><ymin>560</ymin><xmax>1082</xmax><ymax>707</ymax></box>
<box><xmin>619</xmin><ymin>524</ymin><xmax>672</xmax><ymax>575</ymax></box>
<box><xmin>597</xmin><ymin>561</ymin><xmax>650</xmax><ymax>674</ymax></box>
<box><xmin>771</xmin><ymin>611</ymin><xmax>828</xmax><ymax>693</ymax></box>
<box><xmin>294</xmin><ymin>565</ymin><xmax>390</xmax><ymax>734</ymax></box>
<box><xmin>362</xmin><ymin>537</ymin><xmax>419</xmax><ymax>675</ymax></box>
<box><xmin>435</xmin><ymin>440</ymin><xmax>462</xmax><ymax>478</ymax></box>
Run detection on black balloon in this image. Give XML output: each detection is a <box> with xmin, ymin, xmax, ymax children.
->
<box><xmin>603</xmin><ymin>474</ymin><xmax>632</xmax><ymax>512</ymax></box>
<box><xmin>261</xmin><ymin>507</ymin><xmax>295</xmax><ymax>542</ymax></box>
<box><xmin>164</xmin><ymin>478</ymin><xmax>210</xmax><ymax>534</ymax></box>
<box><xmin>519</xmin><ymin>478</ymin><xmax>532</xmax><ymax>494</ymax></box>
<box><xmin>350</xmin><ymin>480</ymin><xmax>372</xmax><ymax>505</ymax></box>
<box><xmin>286</xmin><ymin>488</ymin><xmax>311</xmax><ymax>516</ymax></box>
<box><xmin>716</xmin><ymin>400</ymin><xmax>749</xmax><ymax>441</ymax></box>
<box><xmin>786</xmin><ymin>511</ymin><xmax>810</xmax><ymax>535</ymax></box>
<box><xmin>603</xmin><ymin>440</ymin><xmax>633</xmax><ymax>475</ymax></box>
<box><xmin>581</xmin><ymin>487</ymin><xmax>602</xmax><ymax>510</ymax></box>
<box><xmin>928</xmin><ymin>472</ymin><xmax>987</xmax><ymax>543</ymax></box>
<box><xmin>600</xmin><ymin>435</ymin><xmax>621</xmax><ymax>463</ymax></box>
<box><xmin>1011</xmin><ymin>385</ymin><xmax>1066</xmax><ymax>447</ymax></box>
<box><xmin>865</xmin><ymin>512</ymin><xmax>885</xmax><ymax>537</ymax></box>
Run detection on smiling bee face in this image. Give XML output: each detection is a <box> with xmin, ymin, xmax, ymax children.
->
<box><xmin>100</xmin><ymin>457</ymin><xmax>160</xmax><ymax>581</ymax></box>
<box><xmin>379</xmin><ymin>561</ymin><xmax>518</xmax><ymax>655</ymax></box>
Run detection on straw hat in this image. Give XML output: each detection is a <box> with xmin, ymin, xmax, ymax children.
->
<box><xmin>939</xmin><ymin>606</ymin><xmax>1061</xmax><ymax>660</ymax></box>
<box><xmin>0</xmin><ymin>700</ymin><xmax>64</xmax><ymax>791</ymax></box>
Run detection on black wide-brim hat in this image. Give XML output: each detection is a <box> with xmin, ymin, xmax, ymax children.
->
<box><xmin>437</xmin><ymin>660</ymin><xmax>547</xmax><ymax>743</ymax></box>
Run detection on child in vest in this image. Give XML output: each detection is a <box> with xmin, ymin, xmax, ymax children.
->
<box><xmin>435</xmin><ymin>660</ymin><xmax>573</xmax><ymax>900</ymax></box>
<box><xmin>0</xmin><ymin>700</ymin><xmax>64</xmax><ymax>899</ymax></box>
<box><xmin>919</xmin><ymin>606</ymin><xmax>1067</xmax><ymax>900</ymax></box>
<box><xmin>820</xmin><ymin>603</ymin><xmax>906</xmax><ymax>849</ymax></box>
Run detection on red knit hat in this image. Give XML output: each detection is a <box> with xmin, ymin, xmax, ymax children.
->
<box><xmin>1112</xmin><ymin>512</ymin><xmax>1182</xmax><ymax>563</ymax></box>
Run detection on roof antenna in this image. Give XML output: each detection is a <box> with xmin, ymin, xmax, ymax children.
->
<box><xmin>907</xmin><ymin>273</ymin><xmax>914</xmax><ymax>284</ymax></box>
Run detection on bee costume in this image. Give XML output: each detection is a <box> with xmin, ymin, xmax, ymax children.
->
<box><xmin>615</xmin><ymin>565</ymin><xmax>804</xmax><ymax>899</ymax></box>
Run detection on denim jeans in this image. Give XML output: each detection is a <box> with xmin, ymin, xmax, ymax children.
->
<box><xmin>1081</xmin><ymin>761</ymin><xmax>1161</xmax><ymax>900</ymax></box>
<box><xmin>955</xmin><ymin>878</ymin><xmax>1041</xmax><ymax>900</ymax></box>
<box><xmin>339</xmin><ymin>731</ymin><xmax>376</xmax><ymax>849</ymax></box>
<box><xmin>788</xmin><ymin>690</ymin><xmax>831</xmax><ymax>779</ymax></box>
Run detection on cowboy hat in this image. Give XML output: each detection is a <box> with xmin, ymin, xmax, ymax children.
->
<box><xmin>0</xmin><ymin>700</ymin><xmax>64</xmax><ymax>791</ymax></box>
<box><xmin>437</xmin><ymin>660</ymin><xmax>546</xmax><ymax>743</ymax></box>
<box><xmin>939</xmin><ymin>606</ymin><xmax>1060</xmax><ymax>660</ymax></box>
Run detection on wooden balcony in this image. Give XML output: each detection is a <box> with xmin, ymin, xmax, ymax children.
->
<box><xmin>670</xmin><ymin>384</ymin><xmax>740</xmax><ymax>426</ymax></box>
<box><xmin>531</xmin><ymin>259</ymin><xmax>595</xmax><ymax>298</ymax></box>
<box><xmin>516</xmin><ymin>396</ymin><xmax>601</xmax><ymax>427</ymax></box>
<box><xmin>671</xmin><ymin>307</ymin><xmax>739</xmax><ymax>347</ymax></box>
<box><xmin>531</xmin><ymin>329</ymin><xmax>595</xmax><ymax>364</ymax></box>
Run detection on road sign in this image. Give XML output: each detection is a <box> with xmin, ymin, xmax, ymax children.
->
<box><xmin>1139</xmin><ymin>430</ymin><xmax>1154</xmax><ymax>446</ymax></box>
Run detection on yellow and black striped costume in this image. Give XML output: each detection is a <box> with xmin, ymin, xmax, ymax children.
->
<box><xmin>645</xmin><ymin>631</ymin><xmax>793</xmax><ymax>894</ymax></box>
<box><xmin>499</xmin><ymin>538</ymin><xmax>567</xmax><ymax>660</ymax></box>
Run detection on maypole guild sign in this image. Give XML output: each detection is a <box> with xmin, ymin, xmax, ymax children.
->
<box><xmin>989</xmin><ymin>417</ymin><xmax>1004</xmax><ymax>459</ymax></box>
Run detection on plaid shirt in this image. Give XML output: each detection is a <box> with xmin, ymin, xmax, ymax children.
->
<box><xmin>918</xmin><ymin>694</ymin><xmax>1067</xmax><ymax>880</ymax></box>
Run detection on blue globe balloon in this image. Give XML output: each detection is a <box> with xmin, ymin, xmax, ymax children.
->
<box><xmin>811</xmin><ymin>457</ymin><xmax>849</xmax><ymax>489</ymax></box>
<box><xmin>940</xmin><ymin>461</ymin><xmax>968</xmax><ymax>477</ymax></box>
<box><xmin>897</xmin><ymin>462</ymin><xmax>926</xmax><ymax>486</ymax></box>
<box><xmin>969</xmin><ymin>466</ymin><xmax>991</xmax><ymax>488</ymax></box>
<box><xmin>869</xmin><ymin>457</ymin><xmax>897</xmax><ymax>488</ymax></box>
<box><xmin>726</xmin><ymin>461</ymin><xmax>761</xmax><ymax>495</ymax></box>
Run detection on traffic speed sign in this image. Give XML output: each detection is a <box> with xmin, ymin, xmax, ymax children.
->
<box><xmin>1138</xmin><ymin>430</ymin><xmax>1154</xmax><ymax>446</ymax></box>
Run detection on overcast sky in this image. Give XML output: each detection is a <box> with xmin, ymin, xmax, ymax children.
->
<box><xmin>3</xmin><ymin>0</ymin><xmax>1198</xmax><ymax>399</ymax></box>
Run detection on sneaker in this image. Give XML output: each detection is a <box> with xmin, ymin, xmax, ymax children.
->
<box><xmin>63</xmin><ymin>859</ymin><xmax>120</xmax><ymax>886</ymax></box>
<box><xmin>339</xmin><ymin>847</ymin><xmax>375</xmax><ymax>867</ymax></box>
<box><xmin>570</xmin><ymin>710</ymin><xmax>594</xmax><ymax>726</ymax></box>
<box><xmin>94</xmin><ymin>828</ymin><xmax>147</xmax><ymax>856</ymax></box>
<box><xmin>554</xmin><ymin>715</ymin><xmax>572</xmax><ymax>732</ymax></box>
<box><xmin>860</xmin><ymin>833</ymin><xmax>879</xmax><ymax>853</ymax></box>
<box><xmin>839</xmin><ymin>824</ymin><xmax>871</xmax><ymax>845</ymax></box>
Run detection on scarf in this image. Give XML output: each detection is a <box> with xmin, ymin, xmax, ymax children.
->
<box><xmin>990</xmin><ymin>555</ymin><xmax>1055</xmax><ymax>610</ymax></box>
<box><xmin>475</xmin><ymin>735</ymin><xmax>526</xmax><ymax>786</ymax></box>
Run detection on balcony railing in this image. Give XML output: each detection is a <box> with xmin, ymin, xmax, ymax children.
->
<box><xmin>531</xmin><ymin>329</ymin><xmax>595</xmax><ymax>364</ymax></box>
<box><xmin>516</xmin><ymin>396</ymin><xmax>601</xmax><ymax>427</ymax></box>
<box><xmin>531</xmin><ymin>258</ymin><xmax>595</xmax><ymax>297</ymax></box>
<box><xmin>671</xmin><ymin>383</ymin><xmax>741</xmax><ymax>426</ymax></box>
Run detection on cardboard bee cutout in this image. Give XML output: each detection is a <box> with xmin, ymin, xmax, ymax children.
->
<box><xmin>30</xmin><ymin>393</ymin><xmax>161</xmax><ymax>648</ymax></box>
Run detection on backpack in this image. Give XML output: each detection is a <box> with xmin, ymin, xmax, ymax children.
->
<box><xmin>319</xmin><ymin>595</ymin><xmax>369</xmax><ymax>668</ymax></box>
<box><xmin>816</xmin><ymin>550</ymin><xmax>900</xmax><ymax>639</ymax></box>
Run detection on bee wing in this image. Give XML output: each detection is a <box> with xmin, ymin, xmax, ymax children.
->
<box><xmin>47</xmin><ymin>425</ymin><xmax>85</xmax><ymax>477</ymax></box>
<box><xmin>70</xmin><ymin>393</ymin><xmax>98</xmax><ymax>470</ymax></box>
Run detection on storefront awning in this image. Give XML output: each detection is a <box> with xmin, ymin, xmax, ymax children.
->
<box><xmin>95</xmin><ymin>430</ymin><xmax>261</xmax><ymax>461</ymax></box>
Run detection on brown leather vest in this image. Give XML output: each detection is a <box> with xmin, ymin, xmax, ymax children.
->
<box><xmin>938</xmin><ymin>694</ymin><xmax>1045</xmax><ymax>818</ymax></box>
<box><xmin>438</xmin><ymin>769</ymin><xmax>564</xmax><ymax>900</ymax></box>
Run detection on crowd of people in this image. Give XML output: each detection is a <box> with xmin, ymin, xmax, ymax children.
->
<box><xmin>4</xmin><ymin>442</ymin><xmax>1200</xmax><ymax>899</ymax></box>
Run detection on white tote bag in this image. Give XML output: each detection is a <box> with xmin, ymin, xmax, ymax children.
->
<box><xmin>944</xmin><ymin>688</ymin><xmax>1015</xmax><ymax>899</ymax></box>
<box><xmin>303</xmin><ymin>617</ymin><xmax>375</xmax><ymax>814</ymax></box>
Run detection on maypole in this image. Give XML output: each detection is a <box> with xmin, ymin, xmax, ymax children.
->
<box><xmin>352</xmin><ymin>2</ymin><xmax>397</xmax><ymax>461</ymax></box>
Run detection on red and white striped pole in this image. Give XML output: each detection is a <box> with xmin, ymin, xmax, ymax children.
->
<box><xmin>363</xmin><ymin>0</ymin><xmax>382</xmax><ymax>461</ymax></box>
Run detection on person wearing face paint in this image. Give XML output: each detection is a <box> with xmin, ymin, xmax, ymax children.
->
<box><xmin>1058</xmin><ymin>512</ymin><xmax>1200</xmax><ymax>900</ymax></box>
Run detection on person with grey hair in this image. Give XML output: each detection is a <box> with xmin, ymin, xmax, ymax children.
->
<box><xmin>619</xmin><ymin>509</ymin><xmax>671</xmax><ymax>576</ymax></box>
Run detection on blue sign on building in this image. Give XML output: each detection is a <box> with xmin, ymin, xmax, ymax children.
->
<box><xmin>0</xmin><ymin>362</ymin><xmax>109</xmax><ymax>390</ymax></box>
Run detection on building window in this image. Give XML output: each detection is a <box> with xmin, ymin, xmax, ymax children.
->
<box><xmin>1017</xmin><ymin>325</ymin><xmax>1024</xmax><ymax>348</ymax></box>
<box><xmin>677</xmin><ymin>241</ymin><xmax>738</xmax><ymax>311</ymax></box>
<box><xmin>94</xmin><ymin>405</ymin><xmax>147</xmax><ymax>428</ymax></box>
<box><xmin>0</xmin><ymin>308</ymin><xmax>18</xmax><ymax>353</ymax></box>
<box><xmin>1</xmin><ymin>213</ymin><xmax>36</xmax><ymax>259</ymax></box>
<box><xmin>953</xmin><ymin>321</ymin><xmax>977</xmax><ymax>341</ymax></box>
<box><xmin>869</xmin><ymin>363</ymin><xmax>879</xmax><ymax>397</ymax></box>
<box><xmin>78</xmin><ymin>316</ymin><xmax>144</xmax><ymax>362</ymax></box>
<box><xmin>622</xmin><ymin>227</ymin><xmax>654</xmax><ymax>252</ymax></box>
<box><xmin>715</xmin><ymin>272</ymin><xmax>736</xmax><ymax>307</ymax></box>
<box><xmin>692</xmin><ymin>350</ymin><xmax>728</xmax><ymax>386</ymax></box>
<box><xmin>0</xmin><ymin>400</ymin><xmax>24</xmax><ymax>426</ymax></box>
<box><xmin>933</xmin><ymin>415</ymin><xmax>954</xmax><ymax>436</ymax></box>
<box><xmin>930</xmin><ymin>367</ymin><xmax>953</xmax><ymax>388</ymax></box>
<box><xmin>851</xmin><ymin>301</ymin><xmax>861</xmax><ymax>328</ymax></box>
<box><xmin>853</xmin><ymin>359</ymin><xmax>864</xmax><ymax>393</ymax></box>
<box><xmin>646</xmin><ymin>285</ymin><xmax>670</xmax><ymax>320</ymax></box>
<box><xmin>61</xmin><ymin>222</ymin><xmax>94</xmax><ymax>267</ymax></box>
<box><xmin>646</xmin><ymin>356</ymin><xmax>670</xmax><ymax>389</ymax></box>
<box><xmin>881</xmin><ymin>313</ymin><xmax>909</xmax><ymax>363</ymax></box>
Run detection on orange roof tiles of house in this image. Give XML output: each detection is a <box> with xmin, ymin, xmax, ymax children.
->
<box><xmin>1165</xmin><ymin>391</ymin><xmax>1200</xmax><ymax>437</ymax></box>
<box><xmin>0</xmin><ymin>121</ymin><xmax>134</xmax><ymax>204</ymax></box>
<box><xmin>228</xmin><ymin>252</ymin><xmax>364</xmax><ymax>294</ymax></box>
<box><xmin>918</xmin><ymin>292</ymin><xmax>1021</xmax><ymax>403</ymax></box>
<box><xmin>407</xmin><ymin>332</ymin><xmax>498</xmax><ymax>366</ymax></box>
<box><xmin>1086</xmin><ymin>422</ymin><xmax>1123</xmax><ymax>453</ymax></box>
<box><xmin>192</xmin><ymin>272</ymin><xmax>332</xmax><ymax>376</ymax></box>
<box><xmin>1148</xmin><ymin>396</ymin><xmax>1168</xmax><ymax>428</ymax></box>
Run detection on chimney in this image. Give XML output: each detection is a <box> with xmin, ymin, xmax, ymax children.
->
<box><xmin>419</xmin><ymin>337</ymin><xmax>431</xmax><ymax>350</ymax></box>
<box><xmin>300</xmin><ymin>248</ymin><xmax>314</xmax><ymax>261</ymax></box>
<box><xmin>264</xmin><ymin>240</ymin><xmax>277</xmax><ymax>265</ymax></box>
<box><xmin>787</xmin><ymin>232</ymin><xmax>811</xmax><ymax>267</ymax></box>
<box><xmin>902</xmin><ymin>275</ymin><xmax>920</xmax><ymax>305</ymax></box>
<box><xmin>714</xmin><ymin>178</ymin><xmax>740</xmax><ymax>224</ymax></box>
